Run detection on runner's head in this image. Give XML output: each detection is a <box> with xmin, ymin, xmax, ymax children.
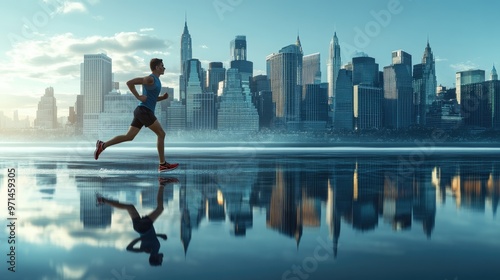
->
<box><xmin>150</xmin><ymin>58</ymin><xmax>165</xmax><ymax>74</ymax></box>
<box><xmin>149</xmin><ymin>252</ymin><xmax>163</xmax><ymax>266</ymax></box>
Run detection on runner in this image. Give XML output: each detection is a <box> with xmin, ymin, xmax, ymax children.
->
<box><xmin>94</xmin><ymin>58</ymin><xmax>178</xmax><ymax>172</ymax></box>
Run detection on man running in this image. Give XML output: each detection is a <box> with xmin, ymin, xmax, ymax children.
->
<box><xmin>94</xmin><ymin>58</ymin><xmax>178</xmax><ymax>172</ymax></box>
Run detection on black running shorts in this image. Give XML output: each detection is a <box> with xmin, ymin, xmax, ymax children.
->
<box><xmin>132</xmin><ymin>216</ymin><xmax>153</xmax><ymax>234</ymax></box>
<box><xmin>131</xmin><ymin>106</ymin><xmax>157</xmax><ymax>128</ymax></box>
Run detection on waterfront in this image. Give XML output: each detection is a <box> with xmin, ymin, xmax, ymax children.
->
<box><xmin>0</xmin><ymin>145</ymin><xmax>499</xmax><ymax>280</ymax></box>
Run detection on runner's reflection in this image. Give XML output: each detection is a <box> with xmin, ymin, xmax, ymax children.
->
<box><xmin>96</xmin><ymin>177</ymin><xmax>178</xmax><ymax>266</ymax></box>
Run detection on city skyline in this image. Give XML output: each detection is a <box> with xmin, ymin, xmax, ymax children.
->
<box><xmin>1</xmin><ymin>0</ymin><xmax>499</xmax><ymax>121</ymax></box>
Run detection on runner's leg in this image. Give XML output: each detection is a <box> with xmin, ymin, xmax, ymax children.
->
<box><xmin>103</xmin><ymin>198</ymin><xmax>140</xmax><ymax>220</ymax></box>
<box><xmin>147</xmin><ymin>120</ymin><xmax>166</xmax><ymax>164</ymax></box>
<box><xmin>104</xmin><ymin>126</ymin><xmax>141</xmax><ymax>148</ymax></box>
<box><xmin>146</xmin><ymin>184</ymin><xmax>165</xmax><ymax>223</ymax></box>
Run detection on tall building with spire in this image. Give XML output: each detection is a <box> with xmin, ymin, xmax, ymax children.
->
<box><xmin>491</xmin><ymin>65</ymin><xmax>498</xmax><ymax>81</ymax></box>
<box><xmin>413</xmin><ymin>41</ymin><xmax>437</xmax><ymax>125</ymax></box>
<box><xmin>180</xmin><ymin>18</ymin><xmax>192</xmax><ymax>104</ymax></box>
<box><xmin>327</xmin><ymin>33</ymin><xmax>341</xmax><ymax>125</ymax></box>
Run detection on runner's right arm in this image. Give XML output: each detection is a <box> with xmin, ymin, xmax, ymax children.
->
<box><xmin>127</xmin><ymin>76</ymin><xmax>154</xmax><ymax>102</ymax></box>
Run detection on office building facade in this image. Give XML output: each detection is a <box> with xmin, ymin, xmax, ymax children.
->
<box><xmin>35</xmin><ymin>87</ymin><xmax>58</xmax><ymax>129</ymax></box>
<box><xmin>383</xmin><ymin>50</ymin><xmax>413</xmax><ymax>129</ymax></box>
<box><xmin>266</xmin><ymin>38</ymin><xmax>303</xmax><ymax>130</ymax></box>
<box><xmin>217</xmin><ymin>68</ymin><xmax>259</xmax><ymax>132</ymax></box>
<box><xmin>334</xmin><ymin>69</ymin><xmax>354</xmax><ymax>130</ymax></box>
<box><xmin>82</xmin><ymin>53</ymin><xmax>112</xmax><ymax>137</ymax></box>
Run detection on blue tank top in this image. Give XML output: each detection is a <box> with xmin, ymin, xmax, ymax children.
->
<box><xmin>139</xmin><ymin>74</ymin><xmax>161</xmax><ymax>112</ymax></box>
<box><xmin>139</xmin><ymin>226</ymin><xmax>160</xmax><ymax>254</ymax></box>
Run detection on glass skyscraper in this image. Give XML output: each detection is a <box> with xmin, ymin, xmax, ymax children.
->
<box><xmin>303</xmin><ymin>53</ymin><xmax>321</xmax><ymax>85</ymax></box>
<box><xmin>186</xmin><ymin>59</ymin><xmax>203</xmax><ymax>129</ymax></box>
<box><xmin>82</xmin><ymin>53</ymin><xmax>112</xmax><ymax>137</ymax></box>
<box><xmin>266</xmin><ymin>38</ymin><xmax>303</xmax><ymax>129</ymax></box>
<box><xmin>352</xmin><ymin>56</ymin><xmax>379</xmax><ymax>87</ymax></box>
<box><xmin>383</xmin><ymin>50</ymin><xmax>413</xmax><ymax>129</ymax></box>
<box><xmin>334</xmin><ymin>69</ymin><xmax>353</xmax><ymax>130</ymax></box>
<box><xmin>354</xmin><ymin>85</ymin><xmax>383</xmax><ymax>130</ymax></box>
<box><xmin>456</xmin><ymin>69</ymin><xmax>485</xmax><ymax>105</ymax></box>
<box><xmin>206</xmin><ymin>62</ymin><xmax>226</xmax><ymax>94</ymax></box>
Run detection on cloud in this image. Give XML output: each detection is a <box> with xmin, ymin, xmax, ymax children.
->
<box><xmin>140</xmin><ymin>27</ymin><xmax>155</xmax><ymax>32</ymax></box>
<box><xmin>57</xmin><ymin>1</ymin><xmax>87</xmax><ymax>14</ymax></box>
<box><xmin>85</xmin><ymin>0</ymin><xmax>100</xmax><ymax>5</ymax></box>
<box><xmin>450</xmin><ymin>61</ymin><xmax>479</xmax><ymax>72</ymax></box>
<box><xmin>0</xmin><ymin>31</ymin><xmax>173</xmax><ymax>84</ymax></box>
<box><xmin>200</xmin><ymin>45</ymin><xmax>209</xmax><ymax>49</ymax></box>
<box><xmin>435</xmin><ymin>56</ymin><xmax>448</xmax><ymax>62</ymax></box>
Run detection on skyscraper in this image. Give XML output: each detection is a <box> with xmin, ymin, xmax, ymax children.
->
<box><xmin>180</xmin><ymin>19</ymin><xmax>192</xmax><ymax>104</ymax></box>
<box><xmin>301</xmin><ymin>83</ymin><xmax>328</xmax><ymax>131</ymax></box>
<box><xmin>252</xmin><ymin>75</ymin><xmax>273</xmax><ymax>129</ymax></box>
<box><xmin>352</xmin><ymin>56</ymin><xmax>379</xmax><ymax>87</ymax></box>
<box><xmin>334</xmin><ymin>68</ymin><xmax>354</xmax><ymax>130</ymax></box>
<box><xmin>230</xmin><ymin>35</ymin><xmax>253</xmax><ymax>106</ymax></box>
<box><xmin>461</xmin><ymin>80</ymin><xmax>500</xmax><ymax>128</ymax></box>
<box><xmin>266</xmin><ymin>38</ymin><xmax>303</xmax><ymax>130</ymax></box>
<box><xmin>98</xmin><ymin>90</ymin><xmax>137</xmax><ymax>140</ymax></box>
<box><xmin>491</xmin><ymin>65</ymin><xmax>498</xmax><ymax>81</ymax></box>
<box><xmin>327</xmin><ymin>32</ymin><xmax>342</xmax><ymax>123</ymax></box>
<box><xmin>82</xmin><ymin>53</ymin><xmax>112</xmax><ymax>137</ymax></box>
<box><xmin>413</xmin><ymin>41</ymin><xmax>437</xmax><ymax>125</ymax></box>
<box><xmin>206</xmin><ymin>62</ymin><xmax>226</xmax><ymax>94</ymax></box>
<box><xmin>383</xmin><ymin>50</ymin><xmax>413</xmax><ymax>129</ymax></box>
<box><xmin>354</xmin><ymin>85</ymin><xmax>383</xmax><ymax>130</ymax></box>
<box><xmin>217</xmin><ymin>68</ymin><xmax>259</xmax><ymax>132</ymax></box>
<box><xmin>185</xmin><ymin>59</ymin><xmax>203</xmax><ymax>129</ymax></box>
<box><xmin>303</xmin><ymin>53</ymin><xmax>321</xmax><ymax>85</ymax></box>
<box><xmin>35</xmin><ymin>87</ymin><xmax>58</xmax><ymax>129</ymax></box>
<box><xmin>456</xmin><ymin>69</ymin><xmax>485</xmax><ymax>104</ymax></box>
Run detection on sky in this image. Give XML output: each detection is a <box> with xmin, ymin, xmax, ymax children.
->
<box><xmin>1</xmin><ymin>0</ymin><xmax>499</xmax><ymax>121</ymax></box>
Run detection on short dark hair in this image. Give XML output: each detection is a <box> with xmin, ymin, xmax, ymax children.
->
<box><xmin>150</xmin><ymin>58</ymin><xmax>163</xmax><ymax>71</ymax></box>
<box><xmin>149</xmin><ymin>253</ymin><xmax>163</xmax><ymax>266</ymax></box>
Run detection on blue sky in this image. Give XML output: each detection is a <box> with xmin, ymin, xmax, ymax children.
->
<box><xmin>1</xmin><ymin>0</ymin><xmax>498</xmax><ymax>120</ymax></box>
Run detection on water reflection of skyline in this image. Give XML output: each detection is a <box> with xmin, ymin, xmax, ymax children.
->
<box><xmin>19</xmin><ymin>156</ymin><xmax>495</xmax><ymax>258</ymax></box>
<box><xmin>1</xmin><ymin>153</ymin><xmax>499</xmax><ymax>279</ymax></box>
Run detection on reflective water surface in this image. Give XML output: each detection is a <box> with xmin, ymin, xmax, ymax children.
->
<box><xmin>1</xmin><ymin>146</ymin><xmax>499</xmax><ymax>280</ymax></box>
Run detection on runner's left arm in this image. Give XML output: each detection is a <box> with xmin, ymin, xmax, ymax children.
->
<box><xmin>126</xmin><ymin>237</ymin><xmax>143</xmax><ymax>252</ymax></box>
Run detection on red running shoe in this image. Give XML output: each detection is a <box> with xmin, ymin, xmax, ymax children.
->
<box><xmin>159</xmin><ymin>162</ymin><xmax>179</xmax><ymax>172</ymax></box>
<box><xmin>159</xmin><ymin>177</ymin><xmax>180</xmax><ymax>186</ymax></box>
<box><xmin>95</xmin><ymin>192</ymin><xmax>105</xmax><ymax>207</ymax></box>
<box><xmin>94</xmin><ymin>140</ymin><xmax>105</xmax><ymax>160</ymax></box>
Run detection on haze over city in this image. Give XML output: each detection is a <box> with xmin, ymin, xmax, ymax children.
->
<box><xmin>1</xmin><ymin>0</ymin><xmax>498</xmax><ymax>122</ymax></box>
